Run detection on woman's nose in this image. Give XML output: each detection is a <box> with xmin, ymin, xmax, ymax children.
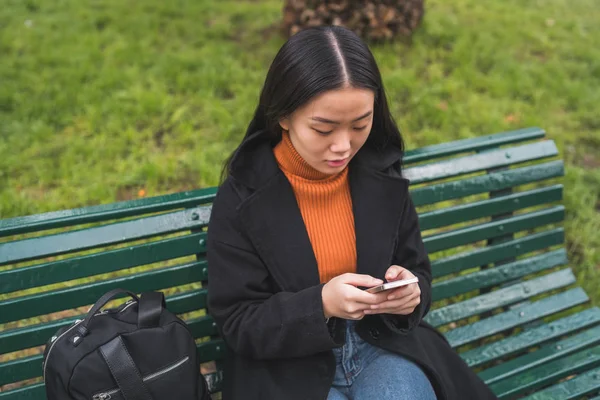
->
<box><xmin>330</xmin><ymin>131</ymin><xmax>351</xmax><ymax>154</ymax></box>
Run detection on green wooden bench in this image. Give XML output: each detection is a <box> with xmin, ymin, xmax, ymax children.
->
<box><xmin>1</xmin><ymin>127</ymin><xmax>600</xmax><ymax>400</ymax></box>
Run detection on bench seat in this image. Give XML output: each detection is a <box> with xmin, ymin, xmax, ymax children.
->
<box><xmin>1</xmin><ymin>127</ymin><xmax>598</xmax><ymax>399</ymax></box>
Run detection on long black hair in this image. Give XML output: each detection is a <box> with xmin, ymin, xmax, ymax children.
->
<box><xmin>222</xmin><ymin>25</ymin><xmax>404</xmax><ymax>182</ymax></box>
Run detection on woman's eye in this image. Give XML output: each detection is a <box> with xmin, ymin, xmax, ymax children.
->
<box><xmin>354</xmin><ymin>126</ymin><xmax>368</xmax><ymax>131</ymax></box>
<box><xmin>314</xmin><ymin>129</ymin><xmax>333</xmax><ymax>135</ymax></box>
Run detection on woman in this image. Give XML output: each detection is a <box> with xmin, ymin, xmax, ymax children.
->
<box><xmin>207</xmin><ymin>26</ymin><xmax>497</xmax><ymax>400</ymax></box>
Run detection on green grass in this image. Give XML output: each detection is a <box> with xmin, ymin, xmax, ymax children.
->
<box><xmin>0</xmin><ymin>0</ymin><xmax>598</xmax><ymax>303</ymax></box>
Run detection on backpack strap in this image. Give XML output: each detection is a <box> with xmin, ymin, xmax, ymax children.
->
<box><xmin>99</xmin><ymin>336</ymin><xmax>155</xmax><ymax>400</ymax></box>
<box><xmin>138</xmin><ymin>291</ymin><xmax>165</xmax><ymax>328</ymax></box>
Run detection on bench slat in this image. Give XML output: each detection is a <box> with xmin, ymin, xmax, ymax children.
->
<box><xmin>0</xmin><ymin>188</ymin><xmax>217</xmax><ymax>238</ymax></box>
<box><xmin>188</xmin><ymin>315</ymin><xmax>219</xmax><ymax>338</ymax></box>
<box><xmin>462</xmin><ymin>307</ymin><xmax>600</xmax><ymax>368</ymax></box>
<box><xmin>431</xmin><ymin>228</ymin><xmax>564</xmax><ymax>278</ymax></box>
<box><xmin>0</xmin><ymin>338</ymin><xmax>225</xmax><ymax>388</ymax></box>
<box><xmin>205</xmin><ymin>371</ymin><xmax>223</xmax><ymax>395</ymax></box>
<box><xmin>445</xmin><ymin>288</ymin><xmax>589</xmax><ymax>348</ymax></box>
<box><xmin>520</xmin><ymin>366</ymin><xmax>600</xmax><ymax>400</ymax></box>
<box><xmin>0</xmin><ymin>233</ymin><xmax>206</xmax><ymax>294</ymax></box>
<box><xmin>411</xmin><ymin>160</ymin><xmax>564</xmax><ymax>207</ymax></box>
<box><xmin>489</xmin><ymin>344</ymin><xmax>600</xmax><ymax>398</ymax></box>
<box><xmin>419</xmin><ymin>185</ymin><xmax>562</xmax><ymax>231</ymax></box>
<box><xmin>403</xmin><ymin>127</ymin><xmax>546</xmax><ymax>164</ymax></box>
<box><xmin>164</xmin><ymin>289</ymin><xmax>206</xmax><ymax>314</ymax></box>
<box><xmin>0</xmin><ymin>206</ymin><xmax>211</xmax><ymax>266</ymax></box>
<box><xmin>198</xmin><ymin>340</ymin><xmax>226</xmax><ymax>363</ymax></box>
<box><xmin>0</xmin><ymin>383</ymin><xmax>44</xmax><ymax>400</ymax></box>
<box><xmin>479</xmin><ymin>324</ymin><xmax>600</xmax><ymax>385</ymax></box>
<box><xmin>0</xmin><ymin>355</ymin><xmax>38</xmax><ymax>386</ymax></box>
<box><xmin>0</xmin><ymin>263</ymin><xmax>207</xmax><ymax>324</ymax></box>
<box><xmin>424</xmin><ymin>206</ymin><xmax>563</xmax><ymax>254</ymax></box>
<box><xmin>432</xmin><ymin>249</ymin><xmax>568</xmax><ymax>301</ymax></box>
<box><xmin>426</xmin><ymin>269</ymin><xmax>575</xmax><ymax>327</ymax></box>
<box><xmin>404</xmin><ymin>141</ymin><xmax>558</xmax><ymax>185</ymax></box>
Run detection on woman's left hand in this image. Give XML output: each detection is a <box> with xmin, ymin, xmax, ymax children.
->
<box><xmin>364</xmin><ymin>265</ymin><xmax>421</xmax><ymax>316</ymax></box>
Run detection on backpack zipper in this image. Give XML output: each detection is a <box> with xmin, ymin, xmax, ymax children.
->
<box><xmin>44</xmin><ymin>301</ymin><xmax>138</xmax><ymax>382</ymax></box>
<box><xmin>43</xmin><ymin>319</ymin><xmax>83</xmax><ymax>381</ymax></box>
<box><xmin>91</xmin><ymin>355</ymin><xmax>189</xmax><ymax>400</ymax></box>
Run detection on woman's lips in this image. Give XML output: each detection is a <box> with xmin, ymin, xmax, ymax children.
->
<box><xmin>326</xmin><ymin>158</ymin><xmax>348</xmax><ymax>168</ymax></box>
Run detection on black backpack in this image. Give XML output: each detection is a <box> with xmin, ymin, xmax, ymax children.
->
<box><xmin>43</xmin><ymin>289</ymin><xmax>210</xmax><ymax>400</ymax></box>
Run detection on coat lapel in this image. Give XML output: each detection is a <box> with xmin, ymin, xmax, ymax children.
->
<box><xmin>238</xmin><ymin>165</ymin><xmax>409</xmax><ymax>291</ymax></box>
<box><xmin>238</xmin><ymin>171</ymin><xmax>321</xmax><ymax>292</ymax></box>
<box><xmin>349</xmin><ymin>165</ymin><xmax>408</xmax><ymax>280</ymax></box>
<box><xmin>231</xmin><ymin>132</ymin><xmax>409</xmax><ymax>290</ymax></box>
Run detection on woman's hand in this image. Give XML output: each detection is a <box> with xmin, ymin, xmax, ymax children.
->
<box><xmin>322</xmin><ymin>273</ymin><xmax>388</xmax><ymax>320</ymax></box>
<box><xmin>364</xmin><ymin>265</ymin><xmax>421</xmax><ymax>316</ymax></box>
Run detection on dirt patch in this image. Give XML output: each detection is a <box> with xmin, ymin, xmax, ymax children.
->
<box><xmin>260</xmin><ymin>22</ymin><xmax>282</xmax><ymax>41</ymax></box>
<box><xmin>153</xmin><ymin>125</ymin><xmax>173</xmax><ymax>148</ymax></box>
<box><xmin>581</xmin><ymin>153</ymin><xmax>600</xmax><ymax>169</ymax></box>
<box><xmin>116</xmin><ymin>186</ymin><xmax>146</xmax><ymax>201</ymax></box>
<box><xmin>215</xmin><ymin>86</ymin><xmax>235</xmax><ymax>100</ymax></box>
<box><xmin>567</xmin><ymin>238</ymin><xmax>585</xmax><ymax>265</ymax></box>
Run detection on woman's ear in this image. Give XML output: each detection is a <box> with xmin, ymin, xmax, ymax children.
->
<box><xmin>279</xmin><ymin>117</ymin><xmax>290</xmax><ymax>131</ymax></box>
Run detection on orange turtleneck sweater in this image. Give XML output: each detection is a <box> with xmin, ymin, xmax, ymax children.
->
<box><xmin>273</xmin><ymin>132</ymin><xmax>357</xmax><ymax>283</ymax></box>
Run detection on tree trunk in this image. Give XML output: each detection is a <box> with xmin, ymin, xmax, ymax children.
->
<box><xmin>282</xmin><ymin>0</ymin><xmax>425</xmax><ymax>42</ymax></box>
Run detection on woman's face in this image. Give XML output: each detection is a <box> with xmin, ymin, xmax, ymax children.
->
<box><xmin>279</xmin><ymin>86</ymin><xmax>375</xmax><ymax>175</ymax></box>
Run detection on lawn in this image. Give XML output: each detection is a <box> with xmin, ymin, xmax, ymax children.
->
<box><xmin>0</xmin><ymin>0</ymin><xmax>599</xmax><ymax>304</ymax></box>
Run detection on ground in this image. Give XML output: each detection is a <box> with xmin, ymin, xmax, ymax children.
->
<box><xmin>0</xmin><ymin>0</ymin><xmax>599</xmax><ymax>305</ymax></box>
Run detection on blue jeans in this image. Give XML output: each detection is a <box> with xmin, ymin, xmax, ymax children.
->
<box><xmin>327</xmin><ymin>321</ymin><xmax>437</xmax><ymax>400</ymax></box>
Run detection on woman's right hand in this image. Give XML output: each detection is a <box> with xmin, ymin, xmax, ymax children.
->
<box><xmin>321</xmin><ymin>273</ymin><xmax>386</xmax><ymax>320</ymax></box>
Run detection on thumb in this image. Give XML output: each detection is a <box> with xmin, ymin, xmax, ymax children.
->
<box><xmin>340</xmin><ymin>273</ymin><xmax>383</xmax><ymax>288</ymax></box>
<box><xmin>386</xmin><ymin>265</ymin><xmax>406</xmax><ymax>281</ymax></box>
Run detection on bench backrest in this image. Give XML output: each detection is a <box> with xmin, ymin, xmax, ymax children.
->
<box><xmin>1</xmin><ymin>127</ymin><xmax>587</xmax><ymax>399</ymax></box>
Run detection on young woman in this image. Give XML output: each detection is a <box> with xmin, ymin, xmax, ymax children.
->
<box><xmin>207</xmin><ymin>26</ymin><xmax>497</xmax><ymax>400</ymax></box>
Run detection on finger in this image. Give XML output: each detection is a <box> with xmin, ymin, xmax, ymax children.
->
<box><xmin>371</xmin><ymin>292</ymin><xmax>420</xmax><ymax>310</ymax></box>
<box><xmin>397</xmin><ymin>268</ymin><xmax>416</xmax><ymax>280</ymax></box>
<box><xmin>385</xmin><ymin>285</ymin><xmax>415</xmax><ymax>300</ymax></box>
<box><xmin>348</xmin><ymin>312</ymin><xmax>365</xmax><ymax>320</ymax></box>
<box><xmin>387</xmin><ymin>284</ymin><xmax>420</xmax><ymax>301</ymax></box>
<box><xmin>352</xmin><ymin>291</ymin><xmax>389</xmax><ymax>305</ymax></box>
<box><xmin>366</xmin><ymin>299</ymin><xmax>420</xmax><ymax>315</ymax></box>
<box><xmin>389</xmin><ymin>296</ymin><xmax>421</xmax><ymax>313</ymax></box>
<box><xmin>339</xmin><ymin>273</ymin><xmax>383</xmax><ymax>288</ymax></box>
<box><xmin>385</xmin><ymin>265</ymin><xmax>404</xmax><ymax>281</ymax></box>
<box><xmin>345</xmin><ymin>303</ymin><xmax>373</xmax><ymax>314</ymax></box>
<box><xmin>344</xmin><ymin>286</ymin><xmax>390</xmax><ymax>305</ymax></box>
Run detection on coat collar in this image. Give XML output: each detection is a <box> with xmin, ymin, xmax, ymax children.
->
<box><xmin>232</xmin><ymin>130</ymin><xmax>409</xmax><ymax>292</ymax></box>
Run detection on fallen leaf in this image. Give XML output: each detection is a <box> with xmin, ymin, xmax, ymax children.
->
<box><xmin>138</xmin><ymin>189</ymin><xmax>146</xmax><ymax>197</ymax></box>
<box><xmin>504</xmin><ymin>114</ymin><xmax>519</xmax><ymax>123</ymax></box>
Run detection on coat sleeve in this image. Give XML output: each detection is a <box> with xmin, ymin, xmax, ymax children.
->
<box><xmin>206</xmin><ymin>180</ymin><xmax>344</xmax><ymax>360</ymax></box>
<box><xmin>381</xmin><ymin>188</ymin><xmax>433</xmax><ymax>334</ymax></box>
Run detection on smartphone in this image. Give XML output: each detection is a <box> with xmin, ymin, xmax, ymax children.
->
<box><xmin>364</xmin><ymin>277</ymin><xmax>419</xmax><ymax>294</ymax></box>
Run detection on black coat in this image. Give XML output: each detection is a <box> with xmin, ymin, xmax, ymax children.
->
<box><xmin>207</xmin><ymin>130</ymin><xmax>497</xmax><ymax>400</ymax></box>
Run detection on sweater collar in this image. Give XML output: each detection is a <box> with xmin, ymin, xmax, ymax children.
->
<box><xmin>227</xmin><ymin>129</ymin><xmax>403</xmax><ymax>190</ymax></box>
<box><xmin>273</xmin><ymin>131</ymin><xmax>343</xmax><ymax>181</ymax></box>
